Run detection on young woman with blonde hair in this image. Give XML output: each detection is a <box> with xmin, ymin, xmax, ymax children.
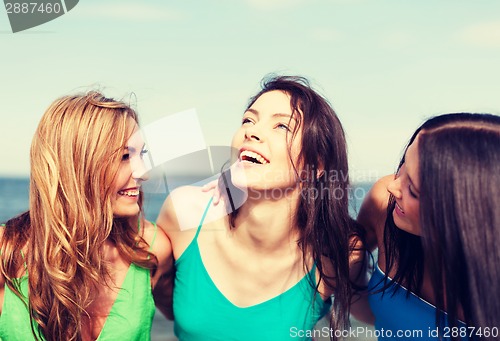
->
<box><xmin>0</xmin><ymin>92</ymin><xmax>172</xmax><ymax>340</ymax></box>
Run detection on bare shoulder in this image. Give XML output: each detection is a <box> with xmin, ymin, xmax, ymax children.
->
<box><xmin>357</xmin><ymin>175</ymin><xmax>393</xmax><ymax>250</ymax></box>
<box><xmin>361</xmin><ymin>175</ymin><xmax>392</xmax><ymax>212</ymax></box>
<box><xmin>156</xmin><ymin>186</ymin><xmax>222</xmax><ymax>260</ymax></box>
<box><xmin>156</xmin><ymin>186</ymin><xmax>216</xmax><ymax>234</ymax></box>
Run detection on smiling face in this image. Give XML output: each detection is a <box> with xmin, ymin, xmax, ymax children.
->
<box><xmin>111</xmin><ymin>118</ymin><xmax>149</xmax><ymax>217</ymax></box>
<box><xmin>387</xmin><ymin>134</ymin><xmax>422</xmax><ymax>235</ymax></box>
<box><xmin>230</xmin><ymin>90</ymin><xmax>302</xmax><ymax>193</ymax></box>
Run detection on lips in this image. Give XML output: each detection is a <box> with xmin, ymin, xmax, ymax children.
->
<box><xmin>395</xmin><ymin>201</ymin><xmax>405</xmax><ymax>215</ymax></box>
<box><xmin>118</xmin><ymin>187</ymin><xmax>140</xmax><ymax>197</ymax></box>
<box><xmin>239</xmin><ymin>149</ymin><xmax>269</xmax><ymax>164</ymax></box>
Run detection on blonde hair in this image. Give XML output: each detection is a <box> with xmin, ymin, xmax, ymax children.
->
<box><xmin>1</xmin><ymin>92</ymin><xmax>155</xmax><ymax>340</ymax></box>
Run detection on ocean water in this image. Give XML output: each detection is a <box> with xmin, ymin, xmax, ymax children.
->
<box><xmin>0</xmin><ymin>177</ymin><xmax>373</xmax><ymax>224</ymax></box>
<box><xmin>0</xmin><ymin>177</ymin><xmax>375</xmax><ymax>340</ymax></box>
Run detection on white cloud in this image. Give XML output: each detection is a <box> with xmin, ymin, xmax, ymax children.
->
<box><xmin>74</xmin><ymin>3</ymin><xmax>185</xmax><ymax>22</ymax></box>
<box><xmin>458</xmin><ymin>21</ymin><xmax>500</xmax><ymax>48</ymax></box>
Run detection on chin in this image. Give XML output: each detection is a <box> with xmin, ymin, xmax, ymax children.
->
<box><xmin>229</xmin><ymin>176</ymin><xmax>247</xmax><ymax>190</ymax></box>
<box><xmin>229</xmin><ymin>164</ymin><xmax>249</xmax><ymax>189</ymax></box>
<box><xmin>394</xmin><ymin>221</ymin><xmax>421</xmax><ymax>236</ymax></box>
<box><xmin>112</xmin><ymin>205</ymin><xmax>140</xmax><ymax>218</ymax></box>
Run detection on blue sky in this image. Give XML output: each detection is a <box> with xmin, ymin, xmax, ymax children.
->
<box><xmin>1</xmin><ymin>0</ymin><xmax>499</xmax><ymax>182</ymax></box>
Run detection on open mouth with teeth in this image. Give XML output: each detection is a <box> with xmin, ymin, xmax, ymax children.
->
<box><xmin>118</xmin><ymin>189</ymin><xmax>140</xmax><ymax>197</ymax></box>
<box><xmin>395</xmin><ymin>202</ymin><xmax>404</xmax><ymax>214</ymax></box>
<box><xmin>239</xmin><ymin>150</ymin><xmax>269</xmax><ymax>165</ymax></box>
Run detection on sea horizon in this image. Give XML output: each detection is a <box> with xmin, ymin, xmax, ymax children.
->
<box><xmin>0</xmin><ymin>176</ymin><xmax>376</xmax><ymax>340</ymax></box>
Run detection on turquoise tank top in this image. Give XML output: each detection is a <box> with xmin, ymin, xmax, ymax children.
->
<box><xmin>173</xmin><ymin>200</ymin><xmax>330</xmax><ymax>341</ymax></box>
<box><xmin>368</xmin><ymin>264</ymin><xmax>471</xmax><ymax>340</ymax></box>
<box><xmin>0</xmin><ymin>223</ymin><xmax>157</xmax><ymax>340</ymax></box>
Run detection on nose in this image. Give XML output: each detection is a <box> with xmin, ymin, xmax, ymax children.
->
<box><xmin>131</xmin><ymin>156</ymin><xmax>149</xmax><ymax>182</ymax></box>
<box><xmin>387</xmin><ymin>174</ymin><xmax>402</xmax><ymax>199</ymax></box>
<box><xmin>244</xmin><ymin>124</ymin><xmax>262</xmax><ymax>142</ymax></box>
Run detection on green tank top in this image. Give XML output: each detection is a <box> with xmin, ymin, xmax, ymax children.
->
<box><xmin>0</xmin><ymin>223</ymin><xmax>157</xmax><ymax>340</ymax></box>
<box><xmin>173</xmin><ymin>199</ymin><xmax>331</xmax><ymax>340</ymax></box>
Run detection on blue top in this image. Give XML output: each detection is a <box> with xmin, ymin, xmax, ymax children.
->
<box><xmin>368</xmin><ymin>264</ymin><xmax>471</xmax><ymax>340</ymax></box>
<box><xmin>173</xmin><ymin>200</ymin><xmax>331</xmax><ymax>341</ymax></box>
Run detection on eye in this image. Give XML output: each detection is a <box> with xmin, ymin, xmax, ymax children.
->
<box><xmin>242</xmin><ymin>117</ymin><xmax>254</xmax><ymax>125</ymax></box>
<box><xmin>140</xmin><ymin>149</ymin><xmax>149</xmax><ymax>159</ymax></box>
<box><xmin>409</xmin><ymin>185</ymin><xmax>418</xmax><ymax>199</ymax></box>
<box><xmin>276</xmin><ymin>123</ymin><xmax>291</xmax><ymax>132</ymax></box>
<box><xmin>121</xmin><ymin>153</ymin><xmax>130</xmax><ymax>161</ymax></box>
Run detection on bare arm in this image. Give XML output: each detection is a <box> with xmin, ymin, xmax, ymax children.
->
<box><xmin>151</xmin><ymin>252</ymin><xmax>175</xmax><ymax>320</ymax></box>
<box><xmin>349</xmin><ymin>175</ymin><xmax>393</xmax><ymax>324</ymax></box>
<box><xmin>153</xmin><ymin>186</ymin><xmax>215</xmax><ymax>320</ymax></box>
<box><xmin>348</xmin><ymin>233</ymin><xmax>375</xmax><ymax>325</ymax></box>
<box><xmin>151</xmin><ymin>192</ymin><xmax>185</xmax><ymax>320</ymax></box>
<box><xmin>142</xmin><ymin>219</ymin><xmax>175</xmax><ymax>320</ymax></box>
<box><xmin>356</xmin><ymin>175</ymin><xmax>393</xmax><ymax>252</ymax></box>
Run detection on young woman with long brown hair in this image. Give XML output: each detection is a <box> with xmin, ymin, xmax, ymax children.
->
<box><xmin>356</xmin><ymin>113</ymin><xmax>500</xmax><ymax>340</ymax></box>
<box><xmin>157</xmin><ymin>75</ymin><xmax>364</xmax><ymax>340</ymax></box>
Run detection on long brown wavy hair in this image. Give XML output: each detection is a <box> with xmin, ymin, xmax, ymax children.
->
<box><xmin>1</xmin><ymin>92</ymin><xmax>156</xmax><ymax>340</ymax></box>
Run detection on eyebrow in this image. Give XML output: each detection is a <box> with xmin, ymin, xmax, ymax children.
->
<box><xmin>245</xmin><ymin>108</ymin><xmax>298</xmax><ymax>122</ymax></box>
<box><xmin>124</xmin><ymin>143</ymin><xmax>145</xmax><ymax>153</ymax></box>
